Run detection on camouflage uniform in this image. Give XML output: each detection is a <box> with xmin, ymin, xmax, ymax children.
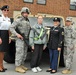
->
<box><xmin>10</xmin><ymin>16</ymin><xmax>30</xmax><ymax>67</ymax></box>
<box><xmin>64</xmin><ymin>25</ymin><xmax>75</xmax><ymax>70</ymax></box>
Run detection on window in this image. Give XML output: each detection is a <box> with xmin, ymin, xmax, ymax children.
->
<box><xmin>37</xmin><ymin>0</ymin><xmax>46</xmax><ymax>5</ymax></box>
<box><xmin>70</xmin><ymin>0</ymin><xmax>76</xmax><ymax>10</ymax></box>
<box><xmin>23</xmin><ymin>0</ymin><xmax>33</xmax><ymax>3</ymax></box>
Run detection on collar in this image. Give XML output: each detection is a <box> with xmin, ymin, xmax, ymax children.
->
<box><xmin>2</xmin><ymin>14</ymin><xmax>8</xmax><ymax>19</ymax></box>
<box><xmin>54</xmin><ymin>26</ymin><xmax>57</xmax><ymax>28</ymax></box>
<box><xmin>35</xmin><ymin>23</ymin><xmax>43</xmax><ymax>29</ymax></box>
<box><xmin>21</xmin><ymin>16</ymin><xmax>29</xmax><ymax>21</ymax></box>
<box><xmin>53</xmin><ymin>26</ymin><xmax>59</xmax><ymax>28</ymax></box>
<box><xmin>65</xmin><ymin>25</ymin><xmax>72</xmax><ymax>28</ymax></box>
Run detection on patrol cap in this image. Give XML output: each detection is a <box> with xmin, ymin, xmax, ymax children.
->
<box><xmin>1</xmin><ymin>5</ymin><xmax>9</xmax><ymax>10</ymax></box>
<box><xmin>66</xmin><ymin>17</ymin><xmax>72</xmax><ymax>22</ymax></box>
<box><xmin>53</xmin><ymin>17</ymin><xmax>60</xmax><ymax>22</ymax></box>
<box><xmin>21</xmin><ymin>7</ymin><xmax>30</xmax><ymax>14</ymax></box>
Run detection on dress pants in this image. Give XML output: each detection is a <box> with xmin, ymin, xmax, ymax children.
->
<box><xmin>31</xmin><ymin>44</ymin><xmax>43</xmax><ymax>68</ymax></box>
<box><xmin>49</xmin><ymin>49</ymin><xmax>59</xmax><ymax>70</ymax></box>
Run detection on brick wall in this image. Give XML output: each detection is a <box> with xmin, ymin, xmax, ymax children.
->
<box><xmin>0</xmin><ymin>0</ymin><xmax>76</xmax><ymax>19</ymax></box>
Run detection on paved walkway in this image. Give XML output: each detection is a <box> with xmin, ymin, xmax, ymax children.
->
<box><xmin>0</xmin><ymin>50</ymin><xmax>76</xmax><ymax>75</ymax></box>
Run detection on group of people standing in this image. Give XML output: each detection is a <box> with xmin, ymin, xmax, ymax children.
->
<box><xmin>0</xmin><ymin>5</ymin><xmax>76</xmax><ymax>74</ymax></box>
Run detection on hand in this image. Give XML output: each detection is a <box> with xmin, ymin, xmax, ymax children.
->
<box><xmin>43</xmin><ymin>46</ymin><xmax>46</xmax><ymax>50</ymax></box>
<box><xmin>16</xmin><ymin>34</ymin><xmax>23</xmax><ymax>40</ymax></box>
<box><xmin>31</xmin><ymin>46</ymin><xmax>34</xmax><ymax>52</ymax></box>
<box><xmin>0</xmin><ymin>38</ymin><xmax>2</xmax><ymax>44</ymax></box>
<box><xmin>57</xmin><ymin>48</ymin><xmax>61</xmax><ymax>51</ymax></box>
<box><xmin>9</xmin><ymin>39</ymin><xmax>11</xmax><ymax>44</ymax></box>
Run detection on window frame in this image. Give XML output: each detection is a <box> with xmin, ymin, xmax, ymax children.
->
<box><xmin>23</xmin><ymin>0</ymin><xmax>33</xmax><ymax>3</ymax></box>
<box><xmin>70</xmin><ymin>5</ymin><xmax>76</xmax><ymax>10</ymax></box>
<box><xmin>37</xmin><ymin>0</ymin><xmax>46</xmax><ymax>5</ymax></box>
<box><xmin>70</xmin><ymin>0</ymin><xmax>76</xmax><ymax>10</ymax></box>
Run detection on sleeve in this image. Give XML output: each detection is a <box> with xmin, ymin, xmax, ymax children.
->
<box><xmin>71</xmin><ymin>27</ymin><xmax>76</xmax><ymax>45</ymax></box>
<box><xmin>72</xmin><ymin>27</ymin><xmax>76</xmax><ymax>39</ymax></box>
<box><xmin>10</xmin><ymin>19</ymin><xmax>19</xmax><ymax>36</ymax></box>
<box><xmin>29</xmin><ymin>28</ymin><xmax>34</xmax><ymax>47</ymax></box>
<box><xmin>58</xmin><ymin>28</ymin><xmax>64</xmax><ymax>48</ymax></box>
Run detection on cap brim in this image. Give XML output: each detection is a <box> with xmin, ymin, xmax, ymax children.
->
<box><xmin>53</xmin><ymin>20</ymin><xmax>60</xmax><ymax>22</ymax></box>
<box><xmin>66</xmin><ymin>20</ymin><xmax>71</xmax><ymax>22</ymax></box>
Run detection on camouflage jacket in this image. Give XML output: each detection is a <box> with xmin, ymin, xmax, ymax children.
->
<box><xmin>64</xmin><ymin>25</ymin><xmax>76</xmax><ymax>46</ymax></box>
<box><xmin>10</xmin><ymin>16</ymin><xmax>30</xmax><ymax>39</ymax></box>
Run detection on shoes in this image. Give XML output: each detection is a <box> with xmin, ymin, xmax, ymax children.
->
<box><xmin>62</xmin><ymin>69</ymin><xmax>72</xmax><ymax>74</ymax></box>
<box><xmin>36</xmin><ymin>67</ymin><xmax>42</xmax><ymax>72</ymax></box>
<box><xmin>0</xmin><ymin>69</ymin><xmax>5</xmax><ymax>72</ymax></box>
<box><xmin>3</xmin><ymin>68</ymin><xmax>7</xmax><ymax>70</ymax></box>
<box><xmin>46</xmin><ymin>69</ymin><xmax>52</xmax><ymax>72</ymax></box>
<box><xmin>20</xmin><ymin>65</ymin><xmax>28</xmax><ymax>71</ymax></box>
<box><xmin>51</xmin><ymin>70</ymin><xmax>57</xmax><ymax>74</ymax></box>
<box><xmin>32</xmin><ymin>67</ymin><xmax>42</xmax><ymax>73</ymax></box>
<box><xmin>15</xmin><ymin>66</ymin><xmax>26</xmax><ymax>73</ymax></box>
<box><xmin>32</xmin><ymin>68</ymin><xmax>37</xmax><ymax>73</ymax></box>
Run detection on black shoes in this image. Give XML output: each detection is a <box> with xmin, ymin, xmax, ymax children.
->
<box><xmin>51</xmin><ymin>70</ymin><xmax>57</xmax><ymax>74</ymax></box>
<box><xmin>46</xmin><ymin>69</ymin><xmax>52</xmax><ymax>72</ymax></box>
<box><xmin>3</xmin><ymin>68</ymin><xmax>7</xmax><ymax>71</ymax></box>
<box><xmin>0</xmin><ymin>68</ymin><xmax>7</xmax><ymax>72</ymax></box>
<box><xmin>0</xmin><ymin>69</ymin><xmax>5</xmax><ymax>72</ymax></box>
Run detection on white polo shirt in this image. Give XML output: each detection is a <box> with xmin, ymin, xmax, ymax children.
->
<box><xmin>0</xmin><ymin>14</ymin><xmax>11</xmax><ymax>30</ymax></box>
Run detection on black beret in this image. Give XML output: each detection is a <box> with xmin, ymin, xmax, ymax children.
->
<box><xmin>53</xmin><ymin>17</ymin><xmax>60</xmax><ymax>22</ymax></box>
<box><xmin>1</xmin><ymin>5</ymin><xmax>9</xmax><ymax>10</ymax></box>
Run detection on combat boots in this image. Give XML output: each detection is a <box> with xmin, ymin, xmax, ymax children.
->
<box><xmin>62</xmin><ymin>69</ymin><xmax>72</xmax><ymax>74</ymax></box>
<box><xmin>20</xmin><ymin>65</ymin><xmax>28</xmax><ymax>71</ymax></box>
<box><xmin>15</xmin><ymin>66</ymin><xmax>26</xmax><ymax>73</ymax></box>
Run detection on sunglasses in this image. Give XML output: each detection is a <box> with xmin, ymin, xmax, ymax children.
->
<box><xmin>4</xmin><ymin>9</ymin><xmax>9</xmax><ymax>11</ymax></box>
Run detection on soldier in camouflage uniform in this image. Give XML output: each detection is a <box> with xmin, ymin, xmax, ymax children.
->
<box><xmin>62</xmin><ymin>17</ymin><xmax>76</xmax><ymax>74</ymax></box>
<box><xmin>10</xmin><ymin>7</ymin><xmax>30</xmax><ymax>73</ymax></box>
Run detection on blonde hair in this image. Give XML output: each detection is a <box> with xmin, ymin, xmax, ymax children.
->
<box><xmin>37</xmin><ymin>15</ymin><xmax>43</xmax><ymax>19</ymax></box>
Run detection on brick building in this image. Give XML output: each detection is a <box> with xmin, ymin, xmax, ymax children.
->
<box><xmin>0</xmin><ymin>0</ymin><xmax>76</xmax><ymax>20</ymax></box>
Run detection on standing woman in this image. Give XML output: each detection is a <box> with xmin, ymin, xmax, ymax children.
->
<box><xmin>0</xmin><ymin>5</ymin><xmax>11</xmax><ymax>72</ymax></box>
<box><xmin>29</xmin><ymin>15</ymin><xmax>47</xmax><ymax>73</ymax></box>
<box><xmin>46</xmin><ymin>18</ymin><xmax>64</xmax><ymax>73</ymax></box>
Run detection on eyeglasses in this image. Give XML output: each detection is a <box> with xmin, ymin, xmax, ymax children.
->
<box><xmin>4</xmin><ymin>9</ymin><xmax>9</xmax><ymax>11</ymax></box>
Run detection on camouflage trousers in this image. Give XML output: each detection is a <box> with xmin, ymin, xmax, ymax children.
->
<box><xmin>64</xmin><ymin>45</ymin><xmax>75</xmax><ymax>70</ymax></box>
<box><xmin>15</xmin><ymin>38</ymin><xmax>28</xmax><ymax>66</ymax></box>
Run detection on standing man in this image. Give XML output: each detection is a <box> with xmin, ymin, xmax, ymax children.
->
<box><xmin>62</xmin><ymin>17</ymin><xmax>76</xmax><ymax>74</ymax></box>
<box><xmin>46</xmin><ymin>17</ymin><xmax>64</xmax><ymax>73</ymax></box>
<box><xmin>10</xmin><ymin>7</ymin><xmax>30</xmax><ymax>73</ymax></box>
<box><xmin>29</xmin><ymin>15</ymin><xmax>47</xmax><ymax>73</ymax></box>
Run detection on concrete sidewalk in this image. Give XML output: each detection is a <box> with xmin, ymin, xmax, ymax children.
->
<box><xmin>0</xmin><ymin>50</ymin><xmax>76</xmax><ymax>75</ymax></box>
